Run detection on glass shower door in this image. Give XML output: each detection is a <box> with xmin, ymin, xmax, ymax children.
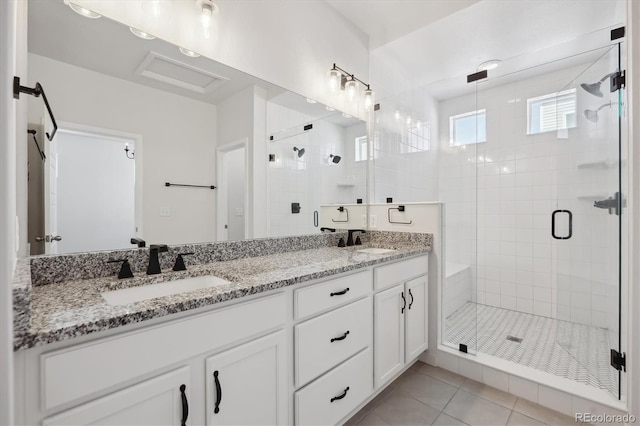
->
<box><xmin>553</xmin><ymin>44</ymin><xmax>623</xmax><ymax>399</ymax></box>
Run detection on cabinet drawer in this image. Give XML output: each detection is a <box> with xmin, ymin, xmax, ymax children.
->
<box><xmin>295</xmin><ymin>298</ymin><xmax>371</xmax><ymax>387</ymax></box>
<box><xmin>295</xmin><ymin>270</ymin><xmax>372</xmax><ymax>319</ymax></box>
<box><xmin>42</xmin><ymin>293</ymin><xmax>286</xmax><ymax>411</ymax></box>
<box><xmin>374</xmin><ymin>255</ymin><xmax>428</xmax><ymax>290</ymax></box>
<box><xmin>295</xmin><ymin>349</ymin><xmax>372</xmax><ymax>426</ymax></box>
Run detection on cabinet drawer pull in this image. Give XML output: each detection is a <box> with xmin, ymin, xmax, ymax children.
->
<box><xmin>330</xmin><ymin>386</ymin><xmax>350</xmax><ymax>403</ymax></box>
<box><xmin>408</xmin><ymin>289</ymin><xmax>414</xmax><ymax>310</ymax></box>
<box><xmin>401</xmin><ymin>291</ymin><xmax>406</xmax><ymax>314</ymax></box>
<box><xmin>330</xmin><ymin>288</ymin><xmax>350</xmax><ymax>297</ymax></box>
<box><xmin>213</xmin><ymin>370</ymin><xmax>222</xmax><ymax>414</ymax></box>
<box><xmin>180</xmin><ymin>384</ymin><xmax>188</xmax><ymax>426</ymax></box>
<box><xmin>330</xmin><ymin>330</ymin><xmax>350</xmax><ymax>342</ymax></box>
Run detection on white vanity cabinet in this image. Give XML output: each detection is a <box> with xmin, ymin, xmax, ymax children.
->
<box><xmin>373</xmin><ymin>256</ymin><xmax>428</xmax><ymax>388</ymax></box>
<box><xmin>205</xmin><ymin>330</ymin><xmax>287</xmax><ymax>425</ymax></box>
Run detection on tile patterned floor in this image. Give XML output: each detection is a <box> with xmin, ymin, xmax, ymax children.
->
<box><xmin>444</xmin><ymin>303</ymin><xmax>617</xmax><ymax>394</ymax></box>
<box><xmin>345</xmin><ymin>362</ymin><xmax>578</xmax><ymax>426</ymax></box>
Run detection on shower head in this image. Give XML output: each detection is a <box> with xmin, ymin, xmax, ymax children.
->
<box><xmin>579</xmin><ymin>72</ymin><xmax>617</xmax><ymax>97</ymax></box>
<box><xmin>583</xmin><ymin>102</ymin><xmax>612</xmax><ymax>123</ymax></box>
<box><xmin>293</xmin><ymin>146</ymin><xmax>305</xmax><ymax>158</ymax></box>
<box><xmin>329</xmin><ymin>154</ymin><xmax>341</xmax><ymax>164</ymax></box>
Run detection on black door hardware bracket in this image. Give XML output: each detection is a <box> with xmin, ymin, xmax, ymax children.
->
<box><xmin>14</xmin><ymin>77</ymin><xmax>58</xmax><ymax>141</ymax></box>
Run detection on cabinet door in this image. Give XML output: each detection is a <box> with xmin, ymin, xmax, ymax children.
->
<box><xmin>405</xmin><ymin>275</ymin><xmax>428</xmax><ymax>362</ymax></box>
<box><xmin>43</xmin><ymin>367</ymin><xmax>191</xmax><ymax>426</ymax></box>
<box><xmin>205</xmin><ymin>330</ymin><xmax>287</xmax><ymax>425</ymax></box>
<box><xmin>374</xmin><ymin>284</ymin><xmax>405</xmax><ymax>388</ymax></box>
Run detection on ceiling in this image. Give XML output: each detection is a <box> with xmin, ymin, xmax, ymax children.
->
<box><xmin>325</xmin><ymin>0</ymin><xmax>480</xmax><ymax>49</ymax></box>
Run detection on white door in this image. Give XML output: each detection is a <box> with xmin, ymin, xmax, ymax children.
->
<box><xmin>205</xmin><ymin>330</ymin><xmax>287</xmax><ymax>425</ymax></box>
<box><xmin>42</xmin><ymin>367</ymin><xmax>191</xmax><ymax>426</ymax></box>
<box><xmin>405</xmin><ymin>275</ymin><xmax>428</xmax><ymax>362</ymax></box>
<box><xmin>43</xmin><ymin>112</ymin><xmax>59</xmax><ymax>254</ymax></box>
<box><xmin>374</xmin><ymin>284</ymin><xmax>405</xmax><ymax>388</ymax></box>
<box><xmin>216</xmin><ymin>139</ymin><xmax>248</xmax><ymax>242</ymax></box>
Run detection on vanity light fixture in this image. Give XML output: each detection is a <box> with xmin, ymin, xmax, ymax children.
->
<box><xmin>326</xmin><ymin>63</ymin><xmax>375</xmax><ymax>109</ymax></box>
<box><xmin>179</xmin><ymin>47</ymin><xmax>201</xmax><ymax>58</ymax></box>
<box><xmin>196</xmin><ymin>0</ymin><xmax>218</xmax><ymax>39</ymax></box>
<box><xmin>65</xmin><ymin>0</ymin><xmax>101</xmax><ymax>18</ymax></box>
<box><xmin>130</xmin><ymin>27</ymin><xmax>156</xmax><ymax>40</ymax></box>
<box><xmin>124</xmin><ymin>143</ymin><xmax>135</xmax><ymax>159</ymax></box>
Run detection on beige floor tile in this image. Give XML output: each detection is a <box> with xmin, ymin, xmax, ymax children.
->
<box><xmin>432</xmin><ymin>413</ymin><xmax>470</xmax><ymax>425</ymax></box>
<box><xmin>460</xmin><ymin>379</ymin><xmax>517</xmax><ymax>409</ymax></box>
<box><xmin>357</xmin><ymin>412</ymin><xmax>391</xmax><ymax>425</ymax></box>
<box><xmin>371</xmin><ymin>394</ymin><xmax>440</xmax><ymax>426</ymax></box>
<box><xmin>417</xmin><ymin>363</ymin><xmax>467</xmax><ymax>387</ymax></box>
<box><xmin>513</xmin><ymin>398</ymin><xmax>575</xmax><ymax>425</ymax></box>
<box><xmin>507</xmin><ymin>411</ymin><xmax>546</xmax><ymax>426</ymax></box>
<box><xmin>395</xmin><ymin>373</ymin><xmax>458</xmax><ymax>410</ymax></box>
<box><xmin>443</xmin><ymin>390</ymin><xmax>512</xmax><ymax>426</ymax></box>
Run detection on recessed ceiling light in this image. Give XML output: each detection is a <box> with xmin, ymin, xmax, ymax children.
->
<box><xmin>306</xmin><ymin>98</ymin><xmax>317</xmax><ymax>104</ymax></box>
<box><xmin>478</xmin><ymin>59</ymin><xmax>502</xmax><ymax>71</ymax></box>
<box><xmin>342</xmin><ymin>112</ymin><xmax>352</xmax><ymax>119</ymax></box>
<box><xmin>179</xmin><ymin>47</ymin><xmax>201</xmax><ymax>58</ymax></box>
<box><xmin>130</xmin><ymin>27</ymin><xmax>156</xmax><ymax>40</ymax></box>
<box><xmin>325</xmin><ymin>106</ymin><xmax>335</xmax><ymax>112</ymax></box>
<box><xmin>66</xmin><ymin>1</ymin><xmax>101</xmax><ymax>18</ymax></box>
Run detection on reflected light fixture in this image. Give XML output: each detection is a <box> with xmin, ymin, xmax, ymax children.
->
<box><xmin>306</xmin><ymin>98</ymin><xmax>317</xmax><ymax>104</ymax></box>
<box><xmin>326</xmin><ymin>63</ymin><xmax>375</xmax><ymax>109</ymax></box>
<box><xmin>65</xmin><ymin>0</ymin><xmax>101</xmax><ymax>18</ymax></box>
<box><xmin>196</xmin><ymin>0</ymin><xmax>218</xmax><ymax>39</ymax></box>
<box><xmin>580</xmin><ymin>72</ymin><xmax>617</xmax><ymax>98</ymax></box>
<box><xmin>477</xmin><ymin>59</ymin><xmax>502</xmax><ymax>71</ymax></box>
<box><xmin>325</xmin><ymin>106</ymin><xmax>336</xmax><ymax>112</ymax></box>
<box><xmin>130</xmin><ymin>27</ymin><xmax>156</xmax><ymax>40</ymax></box>
<box><xmin>124</xmin><ymin>143</ymin><xmax>135</xmax><ymax>159</ymax></box>
<box><xmin>179</xmin><ymin>46</ymin><xmax>201</xmax><ymax>57</ymax></box>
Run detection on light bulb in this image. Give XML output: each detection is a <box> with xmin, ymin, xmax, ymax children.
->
<box><xmin>67</xmin><ymin>1</ymin><xmax>101</xmax><ymax>18</ymax></box>
<box><xmin>130</xmin><ymin>27</ymin><xmax>156</xmax><ymax>40</ymax></box>
<box><xmin>363</xmin><ymin>88</ymin><xmax>374</xmax><ymax>110</ymax></box>
<box><xmin>394</xmin><ymin>110</ymin><xmax>401</xmax><ymax>121</ymax></box>
<box><xmin>327</xmin><ymin>69</ymin><xmax>341</xmax><ymax>93</ymax></box>
<box><xmin>345</xmin><ymin>78</ymin><xmax>358</xmax><ymax>102</ymax></box>
<box><xmin>179</xmin><ymin>47</ymin><xmax>201</xmax><ymax>57</ymax></box>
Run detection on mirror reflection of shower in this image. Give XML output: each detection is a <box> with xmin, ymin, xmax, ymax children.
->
<box><xmin>293</xmin><ymin>146</ymin><xmax>305</xmax><ymax>158</ymax></box>
<box><xmin>329</xmin><ymin>154</ymin><xmax>341</xmax><ymax>164</ymax></box>
<box><xmin>584</xmin><ymin>102</ymin><xmax>612</xmax><ymax>122</ymax></box>
<box><xmin>580</xmin><ymin>72</ymin><xmax>616</xmax><ymax>97</ymax></box>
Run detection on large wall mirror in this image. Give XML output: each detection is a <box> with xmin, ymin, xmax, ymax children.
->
<box><xmin>26</xmin><ymin>0</ymin><xmax>367</xmax><ymax>255</ymax></box>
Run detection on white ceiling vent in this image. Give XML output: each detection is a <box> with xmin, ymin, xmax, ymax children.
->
<box><xmin>136</xmin><ymin>51</ymin><xmax>229</xmax><ymax>94</ymax></box>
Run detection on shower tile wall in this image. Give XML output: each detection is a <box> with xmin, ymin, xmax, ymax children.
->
<box><xmin>438</xmin><ymin>63</ymin><xmax>618</xmax><ymax>329</ymax></box>
<box><xmin>266</xmin><ymin>103</ymin><xmax>366</xmax><ymax>237</ymax></box>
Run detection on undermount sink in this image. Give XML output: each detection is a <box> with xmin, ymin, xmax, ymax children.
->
<box><xmin>356</xmin><ymin>248</ymin><xmax>396</xmax><ymax>255</ymax></box>
<box><xmin>101</xmin><ymin>275</ymin><xmax>231</xmax><ymax>306</ymax></box>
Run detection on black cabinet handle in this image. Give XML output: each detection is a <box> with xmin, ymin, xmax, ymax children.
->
<box><xmin>180</xmin><ymin>384</ymin><xmax>188</xmax><ymax>426</ymax></box>
<box><xmin>330</xmin><ymin>386</ymin><xmax>350</xmax><ymax>403</ymax></box>
<box><xmin>330</xmin><ymin>330</ymin><xmax>350</xmax><ymax>342</ymax></box>
<box><xmin>401</xmin><ymin>291</ymin><xmax>406</xmax><ymax>314</ymax></box>
<box><xmin>408</xmin><ymin>289</ymin><xmax>414</xmax><ymax>310</ymax></box>
<box><xmin>213</xmin><ymin>370</ymin><xmax>222</xmax><ymax>414</ymax></box>
<box><xmin>330</xmin><ymin>288</ymin><xmax>350</xmax><ymax>297</ymax></box>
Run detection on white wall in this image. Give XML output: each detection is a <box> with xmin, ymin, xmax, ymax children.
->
<box><xmin>71</xmin><ymin>0</ymin><xmax>369</xmax><ymax>119</ymax></box>
<box><xmin>27</xmin><ymin>54</ymin><xmax>217</xmax><ymax>246</ymax></box>
<box><xmin>1</xmin><ymin>1</ymin><xmax>22</xmax><ymax>422</ymax></box>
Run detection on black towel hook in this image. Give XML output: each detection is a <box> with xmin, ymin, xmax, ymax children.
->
<box><xmin>13</xmin><ymin>76</ymin><xmax>58</xmax><ymax>141</ymax></box>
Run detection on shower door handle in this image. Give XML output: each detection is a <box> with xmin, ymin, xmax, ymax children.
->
<box><xmin>551</xmin><ymin>210</ymin><xmax>572</xmax><ymax>240</ymax></box>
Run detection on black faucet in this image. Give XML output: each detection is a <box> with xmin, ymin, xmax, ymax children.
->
<box><xmin>147</xmin><ymin>244</ymin><xmax>168</xmax><ymax>275</ymax></box>
<box><xmin>346</xmin><ymin>229</ymin><xmax>366</xmax><ymax>246</ymax></box>
<box><xmin>130</xmin><ymin>237</ymin><xmax>146</xmax><ymax>248</ymax></box>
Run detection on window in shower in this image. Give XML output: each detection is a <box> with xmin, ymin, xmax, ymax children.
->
<box><xmin>449</xmin><ymin>109</ymin><xmax>486</xmax><ymax>146</ymax></box>
<box><xmin>354</xmin><ymin>135</ymin><xmax>367</xmax><ymax>162</ymax></box>
<box><xmin>527</xmin><ymin>88</ymin><xmax>576</xmax><ymax>134</ymax></box>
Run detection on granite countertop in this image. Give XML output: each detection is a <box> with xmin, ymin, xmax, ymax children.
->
<box><xmin>14</xmin><ymin>237</ymin><xmax>431</xmax><ymax>351</ymax></box>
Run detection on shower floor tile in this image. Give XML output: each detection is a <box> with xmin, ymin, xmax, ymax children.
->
<box><xmin>444</xmin><ymin>302</ymin><xmax>617</xmax><ymax>393</ymax></box>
